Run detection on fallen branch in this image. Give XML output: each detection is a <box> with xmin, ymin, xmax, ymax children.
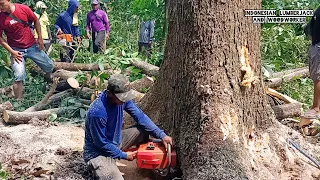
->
<box><xmin>24</xmin><ymin>78</ymin><xmax>59</xmax><ymax>112</ymax></box>
<box><xmin>0</xmin><ymin>101</ymin><xmax>14</xmax><ymax>116</ymax></box>
<box><xmin>130</xmin><ymin>59</ymin><xmax>159</xmax><ymax>77</ymax></box>
<box><xmin>130</xmin><ymin>76</ymin><xmax>154</xmax><ymax>92</ymax></box>
<box><xmin>270</xmin><ymin>67</ymin><xmax>308</xmax><ymax>78</ymax></box>
<box><xmin>272</xmin><ymin>103</ymin><xmax>302</xmax><ymax>120</ymax></box>
<box><xmin>53</xmin><ymin>62</ymin><xmax>110</xmax><ymax>71</ymax></box>
<box><xmin>3</xmin><ymin>107</ymin><xmax>71</xmax><ymax>124</ymax></box>
<box><xmin>266</xmin><ymin>88</ymin><xmax>298</xmax><ymax>104</ymax></box>
<box><xmin>266</xmin><ymin>67</ymin><xmax>309</xmax><ymax>88</ymax></box>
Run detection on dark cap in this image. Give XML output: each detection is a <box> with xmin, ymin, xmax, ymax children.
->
<box><xmin>107</xmin><ymin>74</ymin><xmax>137</xmax><ymax>102</ymax></box>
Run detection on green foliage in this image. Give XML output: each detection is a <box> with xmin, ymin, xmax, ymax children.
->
<box><xmin>279</xmin><ymin>78</ymin><xmax>314</xmax><ymax>109</ymax></box>
<box><xmin>0</xmin><ymin>163</ymin><xmax>9</xmax><ymax>180</ymax></box>
<box><xmin>261</xmin><ymin>0</ymin><xmax>317</xmax><ymax>72</ymax></box>
<box><xmin>0</xmin><ymin>48</ymin><xmax>11</xmax><ymax>78</ymax></box>
<box><xmin>261</xmin><ymin>25</ymin><xmax>309</xmax><ymax>72</ymax></box>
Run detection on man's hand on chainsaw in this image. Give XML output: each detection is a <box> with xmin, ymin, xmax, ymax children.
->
<box><xmin>126</xmin><ymin>151</ymin><xmax>137</xmax><ymax>161</ymax></box>
<box><xmin>162</xmin><ymin>136</ymin><xmax>173</xmax><ymax>150</ymax></box>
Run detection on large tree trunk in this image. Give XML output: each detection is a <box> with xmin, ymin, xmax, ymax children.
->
<box><xmin>138</xmin><ymin>0</ymin><xmax>320</xmax><ymax>179</ymax></box>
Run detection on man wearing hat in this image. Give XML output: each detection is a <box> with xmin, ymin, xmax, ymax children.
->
<box><xmin>83</xmin><ymin>74</ymin><xmax>172</xmax><ymax>179</ymax></box>
<box><xmin>34</xmin><ymin>1</ymin><xmax>52</xmax><ymax>52</ymax></box>
<box><xmin>86</xmin><ymin>0</ymin><xmax>109</xmax><ymax>54</ymax></box>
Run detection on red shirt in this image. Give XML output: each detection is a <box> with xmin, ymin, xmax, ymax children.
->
<box><xmin>0</xmin><ymin>4</ymin><xmax>37</xmax><ymax>49</ymax></box>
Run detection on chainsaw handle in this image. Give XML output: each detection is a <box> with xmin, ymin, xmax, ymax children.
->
<box><xmin>151</xmin><ymin>139</ymin><xmax>172</xmax><ymax>167</ymax></box>
<box><xmin>152</xmin><ymin>139</ymin><xmax>162</xmax><ymax>143</ymax></box>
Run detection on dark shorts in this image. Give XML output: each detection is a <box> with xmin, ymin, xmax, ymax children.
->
<box><xmin>308</xmin><ymin>44</ymin><xmax>320</xmax><ymax>81</ymax></box>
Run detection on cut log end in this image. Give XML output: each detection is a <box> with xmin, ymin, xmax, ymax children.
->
<box><xmin>3</xmin><ymin>110</ymin><xmax>9</xmax><ymax>123</ymax></box>
<box><xmin>67</xmin><ymin>78</ymin><xmax>80</xmax><ymax>89</ymax></box>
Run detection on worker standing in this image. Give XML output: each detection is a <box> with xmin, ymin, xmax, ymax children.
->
<box><xmin>34</xmin><ymin>1</ymin><xmax>52</xmax><ymax>53</ymax></box>
<box><xmin>54</xmin><ymin>0</ymin><xmax>80</xmax><ymax>62</ymax></box>
<box><xmin>86</xmin><ymin>0</ymin><xmax>110</xmax><ymax>54</ymax></box>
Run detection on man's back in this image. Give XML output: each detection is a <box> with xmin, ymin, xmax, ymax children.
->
<box><xmin>311</xmin><ymin>6</ymin><xmax>320</xmax><ymax>45</ymax></box>
<box><xmin>139</xmin><ymin>21</ymin><xmax>154</xmax><ymax>43</ymax></box>
<box><xmin>0</xmin><ymin>3</ymin><xmax>36</xmax><ymax>48</ymax></box>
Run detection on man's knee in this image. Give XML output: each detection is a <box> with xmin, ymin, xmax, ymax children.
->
<box><xmin>87</xmin><ymin>156</ymin><xmax>123</xmax><ymax>180</ymax></box>
<box><xmin>94</xmin><ymin>40</ymin><xmax>101</xmax><ymax>47</ymax></box>
<box><xmin>13</xmin><ymin>66</ymin><xmax>26</xmax><ymax>81</ymax></box>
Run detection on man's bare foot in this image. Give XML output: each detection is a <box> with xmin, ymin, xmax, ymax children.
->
<box><xmin>301</xmin><ymin>109</ymin><xmax>320</xmax><ymax>119</ymax></box>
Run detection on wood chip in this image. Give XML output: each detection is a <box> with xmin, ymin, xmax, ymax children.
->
<box><xmin>299</xmin><ymin>118</ymin><xmax>313</xmax><ymax>127</ymax></box>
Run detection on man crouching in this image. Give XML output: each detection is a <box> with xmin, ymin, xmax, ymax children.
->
<box><xmin>83</xmin><ymin>74</ymin><xmax>173</xmax><ymax>180</ymax></box>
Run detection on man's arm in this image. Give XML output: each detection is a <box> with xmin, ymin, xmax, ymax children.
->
<box><xmin>54</xmin><ymin>15</ymin><xmax>63</xmax><ymax>34</ymax></box>
<box><xmin>34</xmin><ymin>18</ymin><xmax>42</xmax><ymax>40</ymax></box>
<box><xmin>102</xmin><ymin>12</ymin><xmax>110</xmax><ymax>40</ymax></box>
<box><xmin>124</xmin><ymin>100</ymin><xmax>166</xmax><ymax>139</ymax></box>
<box><xmin>85</xmin><ymin>13</ymin><xmax>91</xmax><ymax>39</ymax></box>
<box><xmin>89</xmin><ymin>117</ymin><xmax>128</xmax><ymax>159</ymax></box>
<box><xmin>102</xmin><ymin>12</ymin><xmax>110</xmax><ymax>33</ymax></box>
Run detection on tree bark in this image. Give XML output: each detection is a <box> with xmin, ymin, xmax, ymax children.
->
<box><xmin>0</xmin><ymin>101</ymin><xmax>14</xmax><ymax>116</ymax></box>
<box><xmin>272</xmin><ymin>103</ymin><xmax>302</xmax><ymax>120</ymax></box>
<box><xmin>138</xmin><ymin>0</ymin><xmax>288</xmax><ymax>179</ymax></box>
<box><xmin>3</xmin><ymin>108</ymin><xmax>70</xmax><ymax>124</ymax></box>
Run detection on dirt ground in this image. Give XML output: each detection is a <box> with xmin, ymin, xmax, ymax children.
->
<box><xmin>0</xmin><ymin>119</ymin><xmax>163</xmax><ymax>180</ymax></box>
<box><xmin>1</xmin><ymin>117</ymin><xmax>320</xmax><ymax>179</ymax></box>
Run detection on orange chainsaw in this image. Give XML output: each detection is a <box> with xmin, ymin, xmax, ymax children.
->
<box><xmin>124</xmin><ymin>139</ymin><xmax>177</xmax><ymax>177</ymax></box>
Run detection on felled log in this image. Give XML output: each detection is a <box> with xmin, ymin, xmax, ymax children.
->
<box><xmin>272</xmin><ymin>103</ymin><xmax>302</xmax><ymax>120</ymax></box>
<box><xmin>24</xmin><ymin>78</ymin><xmax>59</xmax><ymax>112</ymax></box>
<box><xmin>3</xmin><ymin>108</ymin><xmax>70</xmax><ymax>124</ymax></box>
<box><xmin>130</xmin><ymin>59</ymin><xmax>159</xmax><ymax>77</ymax></box>
<box><xmin>266</xmin><ymin>67</ymin><xmax>309</xmax><ymax>88</ymax></box>
<box><xmin>47</xmin><ymin>90</ymin><xmax>74</xmax><ymax>106</ymax></box>
<box><xmin>130</xmin><ymin>76</ymin><xmax>154</xmax><ymax>92</ymax></box>
<box><xmin>271</xmin><ymin>67</ymin><xmax>308</xmax><ymax>78</ymax></box>
<box><xmin>56</xmin><ymin>78</ymin><xmax>79</xmax><ymax>91</ymax></box>
<box><xmin>76</xmin><ymin>87</ymin><xmax>95</xmax><ymax>100</ymax></box>
<box><xmin>0</xmin><ymin>101</ymin><xmax>14</xmax><ymax>116</ymax></box>
<box><xmin>53</xmin><ymin>62</ymin><xmax>110</xmax><ymax>71</ymax></box>
<box><xmin>53</xmin><ymin>69</ymin><xmax>79</xmax><ymax>80</ymax></box>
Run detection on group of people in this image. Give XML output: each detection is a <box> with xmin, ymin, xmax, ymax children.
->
<box><xmin>0</xmin><ymin>0</ymin><xmax>111</xmax><ymax>99</ymax></box>
<box><xmin>0</xmin><ymin>0</ymin><xmax>170</xmax><ymax>179</ymax></box>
